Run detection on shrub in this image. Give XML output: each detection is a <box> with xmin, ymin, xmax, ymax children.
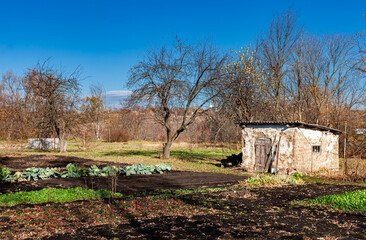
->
<box><xmin>108</xmin><ymin>128</ymin><xmax>129</xmax><ymax>142</ymax></box>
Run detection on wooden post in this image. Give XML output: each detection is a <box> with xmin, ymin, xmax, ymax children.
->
<box><xmin>275</xmin><ymin>136</ymin><xmax>281</xmax><ymax>176</ymax></box>
<box><xmin>344</xmin><ymin>120</ymin><xmax>347</xmax><ymax>175</ymax></box>
<box><xmin>109</xmin><ymin>128</ymin><xmax>111</xmax><ymax>142</ymax></box>
<box><xmin>83</xmin><ymin>131</ymin><xmax>86</xmax><ymax>151</ymax></box>
<box><xmin>264</xmin><ymin>135</ymin><xmax>277</xmax><ymax>173</ymax></box>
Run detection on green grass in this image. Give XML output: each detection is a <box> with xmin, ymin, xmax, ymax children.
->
<box><xmin>0</xmin><ymin>187</ymin><xmax>123</xmax><ymax>206</ymax></box>
<box><xmin>0</xmin><ymin>140</ymin><xmax>244</xmax><ymax>175</ymax></box>
<box><xmin>102</xmin><ymin>150</ymin><xmax>159</xmax><ymax>158</ymax></box>
<box><xmin>102</xmin><ymin>149</ymin><xmax>237</xmax><ymax>161</ymax></box>
<box><xmin>146</xmin><ymin>186</ymin><xmax>234</xmax><ymax>198</ymax></box>
<box><xmin>304</xmin><ymin>189</ymin><xmax>366</xmax><ymax>212</ymax></box>
<box><xmin>239</xmin><ymin>174</ymin><xmax>304</xmax><ymax>187</ymax></box>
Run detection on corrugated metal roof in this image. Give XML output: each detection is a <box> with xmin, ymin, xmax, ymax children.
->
<box><xmin>239</xmin><ymin>121</ymin><xmax>342</xmax><ymax>134</ymax></box>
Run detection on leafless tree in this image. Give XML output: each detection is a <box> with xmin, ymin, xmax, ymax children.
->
<box><xmin>218</xmin><ymin>48</ymin><xmax>271</xmax><ymax>122</ymax></box>
<box><xmin>82</xmin><ymin>84</ymin><xmax>105</xmax><ymax>140</ymax></box>
<box><xmin>257</xmin><ymin>9</ymin><xmax>302</xmax><ymax>120</ymax></box>
<box><xmin>0</xmin><ymin>71</ymin><xmax>37</xmax><ymax>139</ymax></box>
<box><xmin>23</xmin><ymin>60</ymin><xmax>82</xmax><ymax>152</ymax></box>
<box><xmin>127</xmin><ymin>38</ymin><xmax>227</xmax><ymax>158</ymax></box>
<box><xmin>293</xmin><ymin>34</ymin><xmax>365</xmax><ymax>126</ymax></box>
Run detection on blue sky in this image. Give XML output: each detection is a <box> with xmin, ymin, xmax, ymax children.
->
<box><xmin>1</xmin><ymin>0</ymin><xmax>365</xmax><ymax>105</ymax></box>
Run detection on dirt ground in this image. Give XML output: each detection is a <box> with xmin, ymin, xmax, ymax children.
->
<box><xmin>1</xmin><ymin>155</ymin><xmax>366</xmax><ymax>239</ymax></box>
<box><xmin>34</xmin><ymin>184</ymin><xmax>365</xmax><ymax>240</ymax></box>
<box><xmin>0</xmin><ymin>155</ymin><xmax>247</xmax><ymax>194</ymax></box>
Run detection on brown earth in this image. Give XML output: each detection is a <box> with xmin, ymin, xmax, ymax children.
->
<box><xmin>1</xmin><ymin>154</ymin><xmax>366</xmax><ymax>239</ymax></box>
<box><xmin>37</xmin><ymin>183</ymin><xmax>366</xmax><ymax>240</ymax></box>
<box><xmin>0</xmin><ymin>155</ymin><xmax>248</xmax><ymax>194</ymax></box>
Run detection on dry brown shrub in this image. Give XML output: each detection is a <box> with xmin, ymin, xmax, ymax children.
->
<box><xmin>105</xmin><ymin>128</ymin><xmax>129</xmax><ymax>142</ymax></box>
<box><xmin>343</xmin><ymin>156</ymin><xmax>366</xmax><ymax>182</ymax></box>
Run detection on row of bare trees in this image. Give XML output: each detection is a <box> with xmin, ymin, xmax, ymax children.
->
<box><xmin>126</xmin><ymin>10</ymin><xmax>366</xmax><ymax>158</ymax></box>
<box><xmin>0</xmin><ymin>60</ymin><xmax>238</xmax><ymax>153</ymax></box>
<box><xmin>103</xmin><ymin>108</ymin><xmax>240</xmax><ymax>144</ymax></box>
<box><xmin>0</xmin><ymin>61</ymin><xmax>106</xmax><ymax>152</ymax></box>
<box><xmin>220</xmin><ymin>10</ymin><xmax>366</xmax><ymax>128</ymax></box>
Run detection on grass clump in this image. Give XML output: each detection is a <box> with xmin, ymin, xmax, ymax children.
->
<box><xmin>239</xmin><ymin>174</ymin><xmax>304</xmax><ymax>187</ymax></box>
<box><xmin>0</xmin><ymin>187</ymin><xmax>123</xmax><ymax>206</ymax></box>
<box><xmin>304</xmin><ymin>189</ymin><xmax>366</xmax><ymax>212</ymax></box>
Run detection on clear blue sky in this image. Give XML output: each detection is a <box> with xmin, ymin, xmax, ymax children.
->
<box><xmin>1</xmin><ymin>0</ymin><xmax>365</xmax><ymax>105</ymax></box>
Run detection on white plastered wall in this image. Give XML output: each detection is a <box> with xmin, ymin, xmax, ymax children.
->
<box><xmin>241</xmin><ymin>125</ymin><xmax>295</xmax><ymax>172</ymax></box>
<box><xmin>242</xmin><ymin>125</ymin><xmax>339</xmax><ymax>173</ymax></box>
<box><xmin>293</xmin><ymin>128</ymin><xmax>339</xmax><ymax>173</ymax></box>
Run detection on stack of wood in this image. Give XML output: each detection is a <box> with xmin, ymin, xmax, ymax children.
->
<box><xmin>221</xmin><ymin>153</ymin><xmax>243</xmax><ymax>168</ymax></box>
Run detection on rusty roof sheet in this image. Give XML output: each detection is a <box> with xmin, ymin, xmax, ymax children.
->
<box><xmin>239</xmin><ymin>121</ymin><xmax>342</xmax><ymax>134</ymax></box>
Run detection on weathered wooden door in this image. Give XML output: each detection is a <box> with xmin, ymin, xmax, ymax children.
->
<box><xmin>254</xmin><ymin>138</ymin><xmax>271</xmax><ymax>172</ymax></box>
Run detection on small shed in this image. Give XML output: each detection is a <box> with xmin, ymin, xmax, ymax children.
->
<box><xmin>239</xmin><ymin>121</ymin><xmax>342</xmax><ymax>174</ymax></box>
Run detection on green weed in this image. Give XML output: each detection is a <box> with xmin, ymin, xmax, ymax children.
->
<box><xmin>239</xmin><ymin>174</ymin><xmax>304</xmax><ymax>187</ymax></box>
<box><xmin>304</xmin><ymin>189</ymin><xmax>366</xmax><ymax>212</ymax></box>
<box><xmin>0</xmin><ymin>187</ymin><xmax>123</xmax><ymax>206</ymax></box>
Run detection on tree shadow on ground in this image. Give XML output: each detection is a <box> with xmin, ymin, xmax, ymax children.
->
<box><xmin>102</xmin><ymin>150</ymin><xmax>160</xmax><ymax>158</ymax></box>
<box><xmin>42</xmin><ymin>183</ymin><xmax>366</xmax><ymax>240</ymax></box>
<box><xmin>0</xmin><ymin>168</ymin><xmax>247</xmax><ymax>194</ymax></box>
<box><xmin>102</xmin><ymin>149</ymin><xmax>227</xmax><ymax>163</ymax></box>
<box><xmin>0</xmin><ymin>155</ymin><xmax>127</xmax><ymax>171</ymax></box>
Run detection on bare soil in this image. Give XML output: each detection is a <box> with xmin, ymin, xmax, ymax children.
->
<box><xmin>1</xmin><ymin>154</ymin><xmax>366</xmax><ymax>239</ymax></box>
<box><xmin>0</xmin><ymin>155</ymin><xmax>247</xmax><ymax>194</ymax></box>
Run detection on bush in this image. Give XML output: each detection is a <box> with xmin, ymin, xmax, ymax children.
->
<box><xmin>107</xmin><ymin>128</ymin><xmax>129</xmax><ymax>142</ymax></box>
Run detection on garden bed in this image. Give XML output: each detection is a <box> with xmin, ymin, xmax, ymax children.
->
<box><xmin>0</xmin><ymin>155</ymin><xmax>248</xmax><ymax>194</ymax></box>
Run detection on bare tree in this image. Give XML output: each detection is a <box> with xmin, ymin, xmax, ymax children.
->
<box><xmin>127</xmin><ymin>38</ymin><xmax>227</xmax><ymax>159</ymax></box>
<box><xmin>82</xmin><ymin>84</ymin><xmax>105</xmax><ymax>140</ymax></box>
<box><xmin>296</xmin><ymin>34</ymin><xmax>365</xmax><ymax>126</ymax></box>
<box><xmin>257</xmin><ymin>9</ymin><xmax>302</xmax><ymax>120</ymax></box>
<box><xmin>219</xmin><ymin>47</ymin><xmax>270</xmax><ymax>122</ymax></box>
<box><xmin>0</xmin><ymin>71</ymin><xmax>36</xmax><ymax>139</ymax></box>
<box><xmin>23</xmin><ymin>61</ymin><xmax>81</xmax><ymax>152</ymax></box>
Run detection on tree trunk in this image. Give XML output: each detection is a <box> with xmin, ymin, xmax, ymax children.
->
<box><xmin>59</xmin><ymin>133</ymin><xmax>67</xmax><ymax>152</ymax></box>
<box><xmin>163</xmin><ymin>140</ymin><xmax>173</xmax><ymax>159</ymax></box>
<box><xmin>96</xmin><ymin>119</ymin><xmax>101</xmax><ymax>140</ymax></box>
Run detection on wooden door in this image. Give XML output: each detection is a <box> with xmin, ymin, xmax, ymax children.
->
<box><xmin>254</xmin><ymin>138</ymin><xmax>271</xmax><ymax>172</ymax></box>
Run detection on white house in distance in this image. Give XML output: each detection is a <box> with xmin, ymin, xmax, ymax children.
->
<box><xmin>239</xmin><ymin>121</ymin><xmax>342</xmax><ymax>174</ymax></box>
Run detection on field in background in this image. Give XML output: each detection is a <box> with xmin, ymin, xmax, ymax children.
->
<box><xmin>0</xmin><ymin>140</ymin><xmax>243</xmax><ymax>175</ymax></box>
